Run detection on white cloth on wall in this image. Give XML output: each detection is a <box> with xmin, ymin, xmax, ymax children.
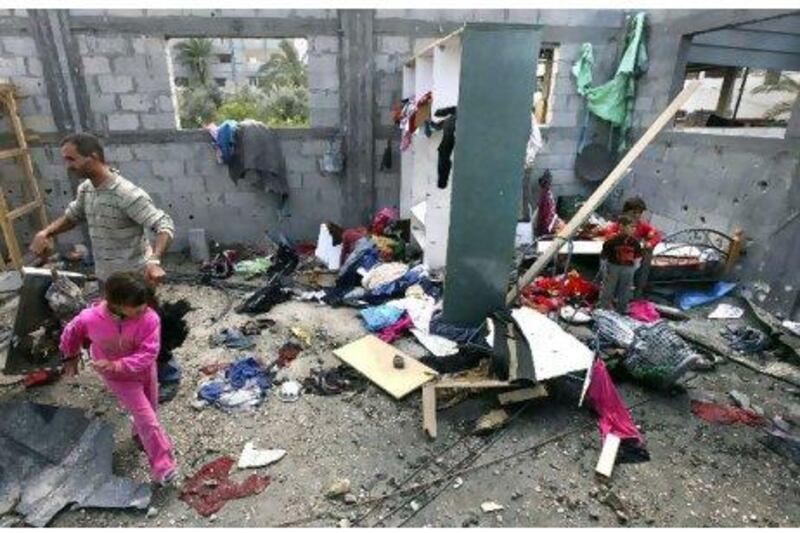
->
<box><xmin>524</xmin><ymin>114</ymin><xmax>544</xmax><ymax>170</ymax></box>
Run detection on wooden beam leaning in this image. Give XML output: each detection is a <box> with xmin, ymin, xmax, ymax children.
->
<box><xmin>506</xmin><ymin>80</ymin><xmax>701</xmax><ymax>305</ymax></box>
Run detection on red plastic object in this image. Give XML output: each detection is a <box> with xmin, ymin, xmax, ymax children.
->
<box><xmin>520</xmin><ymin>271</ymin><xmax>599</xmax><ymax>313</ymax></box>
<box><xmin>23</xmin><ymin>369</ymin><xmax>60</xmax><ymax>388</ymax></box>
<box><xmin>370</xmin><ymin>207</ymin><xmax>399</xmax><ymax>236</ymax></box>
<box><xmin>691</xmin><ymin>400</ymin><xmax>765</xmax><ymax>427</ymax></box>
<box><xmin>179</xmin><ymin>456</ymin><xmax>270</xmax><ymax>517</ymax></box>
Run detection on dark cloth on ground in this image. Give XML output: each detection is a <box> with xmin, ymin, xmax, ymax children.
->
<box><xmin>437</xmin><ymin>114</ymin><xmax>456</xmax><ymax>189</ymax></box>
<box><xmin>419</xmin><ymin>346</ymin><xmax>489</xmax><ymax>374</ymax></box>
<box><xmin>302</xmin><ymin>365</ymin><xmax>368</xmax><ymax>395</ymax></box>
<box><xmin>489</xmin><ymin>312</ymin><xmax>536</xmax><ymax>383</ymax></box>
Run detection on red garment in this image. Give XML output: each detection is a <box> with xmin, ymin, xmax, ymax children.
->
<box><xmin>340</xmin><ymin>227</ymin><xmax>368</xmax><ymax>264</ymax></box>
<box><xmin>534</xmin><ymin>186</ymin><xmax>557</xmax><ymax>237</ymax></box>
<box><xmin>601</xmin><ymin>234</ymin><xmax>642</xmax><ymax>266</ymax></box>
<box><xmin>691</xmin><ymin>400</ymin><xmax>765</xmax><ymax>426</ymax></box>
<box><xmin>586</xmin><ymin>359</ymin><xmax>644</xmax><ymax>444</ymax></box>
<box><xmin>180</xmin><ymin>456</ymin><xmax>270</xmax><ymax>517</ymax></box>
<box><xmin>520</xmin><ymin>271</ymin><xmax>599</xmax><ymax>312</ymax></box>
<box><xmin>603</xmin><ymin>220</ymin><xmax>662</xmax><ymax>248</ymax></box>
<box><xmin>627</xmin><ymin>299</ymin><xmax>661</xmax><ymax>323</ymax></box>
<box><xmin>277</xmin><ymin>342</ymin><xmax>303</xmax><ymax>368</ymax></box>
<box><xmin>371</xmin><ymin>207</ymin><xmax>399</xmax><ymax>236</ymax></box>
<box><xmin>377</xmin><ymin>314</ymin><xmax>413</xmax><ymax>343</ymax></box>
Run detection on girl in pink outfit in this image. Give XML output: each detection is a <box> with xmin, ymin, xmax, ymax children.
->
<box><xmin>60</xmin><ymin>271</ymin><xmax>178</xmax><ymax>486</ymax></box>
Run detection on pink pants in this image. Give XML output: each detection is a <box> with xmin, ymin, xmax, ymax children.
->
<box><xmin>103</xmin><ymin>367</ymin><xmax>176</xmax><ymax>483</ymax></box>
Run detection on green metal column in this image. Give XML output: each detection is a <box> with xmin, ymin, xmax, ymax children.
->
<box><xmin>442</xmin><ymin>24</ymin><xmax>540</xmax><ymax>326</ymax></box>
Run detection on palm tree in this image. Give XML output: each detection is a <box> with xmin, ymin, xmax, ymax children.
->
<box><xmin>174</xmin><ymin>38</ymin><xmax>213</xmax><ymax>85</ymax></box>
<box><xmin>751</xmin><ymin>74</ymin><xmax>800</xmax><ymax>120</ymax></box>
<box><xmin>257</xmin><ymin>40</ymin><xmax>308</xmax><ymax>92</ymax></box>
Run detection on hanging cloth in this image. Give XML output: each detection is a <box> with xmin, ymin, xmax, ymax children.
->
<box><xmin>572</xmin><ymin>12</ymin><xmax>649</xmax><ymax>153</ymax></box>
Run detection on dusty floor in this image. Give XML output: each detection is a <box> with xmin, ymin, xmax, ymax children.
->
<box><xmin>1</xmin><ymin>264</ymin><xmax>800</xmax><ymax>528</ymax></box>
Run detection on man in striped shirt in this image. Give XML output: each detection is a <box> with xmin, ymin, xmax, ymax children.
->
<box><xmin>29</xmin><ymin>133</ymin><xmax>175</xmax><ymax>286</ymax></box>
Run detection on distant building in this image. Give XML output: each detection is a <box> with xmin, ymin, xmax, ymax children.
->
<box><xmin>169</xmin><ymin>37</ymin><xmax>308</xmax><ymax>92</ymax></box>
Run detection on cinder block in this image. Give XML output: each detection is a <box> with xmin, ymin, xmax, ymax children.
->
<box><xmin>310</xmin><ymin>108</ymin><xmax>339</xmax><ymax>128</ymax></box>
<box><xmin>105</xmin><ymin>145</ymin><xmax>135</xmax><ymax>163</ymax></box>
<box><xmin>93</xmin><ymin>36</ymin><xmax>131</xmax><ymax>55</ymax></box>
<box><xmin>13</xmin><ymin>77</ymin><xmax>45</xmax><ymax>96</ymax></box>
<box><xmin>112</xmin><ymin>56</ymin><xmax>149</xmax><ymax>76</ymax></box>
<box><xmin>157</xmin><ymin>95</ymin><xmax>175</xmax><ymax>113</ymax></box>
<box><xmin>152</xmin><ymin>160</ymin><xmax>184</xmax><ymax>179</ymax></box>
<box><xmin>134</xmin><ymin>75</ymin><xmax>169</xmax><ymax>92</ymax></box>
<box><xmin>378</xmin><ymin>36</ymin><xmax>411</xmax><ymax>56</ymax></box>
<box><xmin>310</xmin><ymin>36</ymin><xmax>339</xmax><ymax>54</ymax></box>
<box><xmin>89</xmin><ymin>93</ymin><xmax>119</xmax><ymax>113</ymax></box>
<box><xmin>23</xmin><ymin>115</ymin><xmax>57</xmax><ymax>133</ymax></box>
<box><xmin>82</xmin><ymin>56</ymin><xmax>111</xmax><ymax>75</ymax></box>
<box><xmin>98</xmin><ymin>74</ymin><xmax>134</xmax><ymax>94</ymax></box>
<box><xmin>119</xmin><ymin>94</ymin><xmax>154</xmax><ymax>112</ymax></box>
<box><xmin>25</xmin><ymin>57</ymin><xmax>43</xmax><ymax>77</ymax></box>
<box><xmin>2</xmin><ymin>36</ymin><xmax>37</xmax><ymax>57</ymax></box>
<box><xmin>309</xmin><ymin>88</ymin><xmax>339</xmax><ymax>110</ymax></box>
<box><xmin>141</xmin><ymin>113</ymin><xmax>178</xmax><ymax>130</ymax></box>
<box><xmin>0</xmin><ymin>57</ymin><xmax>27</xmax><ymax>76</ymax></box>
<box><xmin>117</xmin><ymin>161</ymin><xmax>152</xmax><ymax>180</ymax></box>
<box><xmin>107</xmin><ymin>113</ymin><xmax>140</xmax><ymax>131</ymax></box>
<box><xmin>308</xmin><ymin>53</ymin><xmax>338</xmax><ymax>77</ymax></box>
<box><xmin>108</xmin><ymin>9</ymin><xmax>146</xmax><ymax>16</ymax></box>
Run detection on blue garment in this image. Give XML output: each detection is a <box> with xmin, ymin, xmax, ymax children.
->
<box><xmin>676</xmin><ymin>281</ymin><xmax>737</xmax><ymax>311</ymax></box>
<box><xmin>360</xmin><ymin>305</ymin><xmax>405</xmax><ymax>332</ymax></box>
<box><xmin>198</xmin><ymin>380</ymin><xmax>225</xmax><ymax>403</ymax></box>
<box><xmin>226</xmin><ymin>356</ymin><xmax>270</xmax><ymax>390</ymax></box>
<box><xmin>370</xmin><ymin>266</ymin><xmax>425</xmax><ymax>297</ymax></box>
<box><xmin>337</xmin><ymin>238</ymin><xmax>380</xmax><ymax>289</ymax></box>
<box><xmin>216</xmin><ymin>120</ymin><xmax>238</xmax><ymax>164</ymax></box>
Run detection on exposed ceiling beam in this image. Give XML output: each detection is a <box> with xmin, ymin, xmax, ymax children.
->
<box><xmin>693</xmin><ymin>28</ymin><xmax>800</xmax><ymax>55</ymax></box>
<box><xmin>688</xmin><ymin>43</ymin><xmax>800</xmax><ymax>71</ymax></box>
<box><xmin>668</xmin><ymin>9</ymin><xmax>799</xmax><ymax>36</ymax></box>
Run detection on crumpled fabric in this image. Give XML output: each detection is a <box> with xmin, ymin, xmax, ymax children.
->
<box><xmin>337</xmin><ymin>237</ymin><xmax>379</xmax><ymax>289</ymax></box>
<box><xmin>521</xmin><ymin>271</ymin><xmax>600</xmax><ymax>312</ymax></box>
<box><xmin>586</xmin><ymin>358</ymin><xmax>644</xmax><ymax>444</ymax></box>
<box><xmin>429</xmin><ymin>312</ymin><xmax>484</xmax><ymax>345</ymax></box>
<box><xmin>676</xmin><ymin>281</ymin><xmax>738</xmax><ymax>311</ymax></box>
<box><xmin>371</xmin><ymin>207</ymin><xmax>399</xmax><ymax>236</ymax></box>
<box><xmin>691</xmin><ymin>400</ymin><xmax>765</xmax><ymax>426</ymax></box>
<box><xmin>360</xmin><ymin>305</ymin><xmax>405</xmax><ymax>332</ymax></box>
<box><xmin>369</xmin><ymin>265</ymin><xmax>426</xmax><ymax>298</ymax></box>
<box><xmin>340</xmin><ymin>227</ymin><xmax>369</xmax><ymax>264</ymax></box>
<box><xmin>572</xmin><ymin>12</ymin><xmax>648</xmax><ymax>153</ymax></box>
<box><xmin>720</xmin><ymin>324</ymin><xmax>770</xmax><ymax>353</ymax></box>
<box><xmin>45</xmin><ymin>273</ymin><xmax>86</xmax><ymax>322</ymax></box>
<box><xmin>302</xmin><ymin>365</ymin><xmax>368</xmax><ymax>396</ymax></box>
<box><xmin>228</xmin><ymin>119</ymin><xmax>288</xmax><ymax>198</ymax></box>
<box><xmin>386</xmin><ymin>295</ymin><xmax>438</xmax><ymax>333</ymax></box>
<box><xmin>214</xmin><ymin>120</ymin><xmax>238</xmax><ymax>164</ymax></box>
<box><xmin>234</xmin><ymin>257</ymin><xmax>271</xmax><ymax>278</ymax></box>
<box><xmin>377</xmin><ymin>314</ymin><xmax>413</xmax><ymax>343</ymax></box>
<box><xmin>179</xmin><ymin>456</ymin><xmax>269</xmax><ymax>517</ymax></box>
<box><xmin>361</xmin><ymin>262</ymin><xmax>409</xmax><ymax>291</ymax></box>
<box><xmin>197</xmin><ymin>357</ymin><xmax>271</xmax><ymax>411</ymax></box>
<box><xmin>524</xmin><ymin>113</ymin><xmax>543</xmax><ymax>170</ymax></box>
<box><xmin>211</xmin><ymin>328</ymin><xmax>255</xmax><ymax>350</ymax></box>
<box><xmin>628</xmin><ymin>299</ymin><xmax>661</xmax><ymax>323</ymax></box>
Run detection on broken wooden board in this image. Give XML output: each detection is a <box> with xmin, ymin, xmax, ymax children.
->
<box><xmin>422</xmin><ymin>382</ymin><xmax>437</xmax><ymax>438</ymax></box>
<box><xmin>595</xmin><ymin>433</ymin><xmax>621</xmax><ymax>478</ymax></box>
<box><xmin>498</xmin><ymin>385</ymin><xmax>548</xmax><ymax>405</ymax></box>
<box><xmin>675</xmin><ymin>322</ymin><xmax>800</xmax><ymax>388</ymax></box>
<box><xmin>334</xmin><ymin>335</ymin><xmax>437</xmax><ymax>400</ymax></box>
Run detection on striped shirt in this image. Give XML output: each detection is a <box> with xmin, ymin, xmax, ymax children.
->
<box><xmin>64</xmin><ymin>171</ymin><xmax>175</xmax><ymax>281</ymax></box>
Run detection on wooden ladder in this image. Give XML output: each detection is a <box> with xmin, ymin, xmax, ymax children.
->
<box><xmin>0</xmin><ymin>83</ymin><xmax>49</xmax><ymax>270</ymax></box>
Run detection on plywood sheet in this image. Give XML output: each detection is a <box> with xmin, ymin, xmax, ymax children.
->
<box><xmin>334</xmin><ymin>335</ymin><xmax>438</xmax><ymax>400</ymax></box>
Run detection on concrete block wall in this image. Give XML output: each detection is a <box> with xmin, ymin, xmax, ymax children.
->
<box><xmin>1</xmin><ymin>8</ymin><xmax>628</xmax><ymax>259</ymax></box>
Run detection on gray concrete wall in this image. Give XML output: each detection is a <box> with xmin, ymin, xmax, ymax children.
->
<box><xmin>0</xmin><ymin>7</ymin><xmax>626</xmax><ymax>255</ymax></box>
<box><xmin>622</xmin><ymin>9</ymin><xmax>800</xmax><ymax>316</ymax></box>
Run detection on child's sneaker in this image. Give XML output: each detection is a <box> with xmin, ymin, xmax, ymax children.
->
<box><xmin>157</xmin><ymin>469</ymin><xmax>181</xmax><ymax>489</ymax></box>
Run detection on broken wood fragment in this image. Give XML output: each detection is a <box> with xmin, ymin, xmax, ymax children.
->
<box><xmin>497</xmin><ymin>385</ymin><xmax>548</xmax><ymax>405</ymax></box>
<box><xmin>595</xmin><ymin>433</ymin><xmax>621</xmax><ymax>478</ymax></box>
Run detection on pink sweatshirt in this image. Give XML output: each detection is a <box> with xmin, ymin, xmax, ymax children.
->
<box><xmin>60</xmin><ymin>301</ymin><xmax>161</xmax><ymax>381</ymax></box>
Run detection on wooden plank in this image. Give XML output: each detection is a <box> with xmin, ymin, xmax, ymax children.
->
<box><xmin>434</xmin><ymin>379</ymin><xmax>510</xmax><ymax>389</ymax></box>
<box><xmin>507</xmin><ymin>81</ymin><xmax>701</xmax><ymax>305</ymax></box>
<box><xmin>595</xmin><ymin>433</ymin><xmax>621</xmax><ymax>478</ymax></box>
<box><xmin>405</xmin><ymin>26</ymin><xmax>464</xmax><ymax>67</ymax></box>
<box><xmin>0</xmin><ymin>147</ymin><xmax>26</xmax><ymax>160</ymax></box>
<box><xmin>333</xmin><ymin>335</ymin><xmax>438</xmax><ymax>400</ymax></box>
<box><xmin>498</xmin><ymin>385</ymin><xmax>548</xmax><ymax>405</ymax></box>
<box><xmin>422</xmin><ymin>382</ymin><xmax>437</xmax><ymax>439</ymax></box>
<box><xmin>0</xmin><ymin>192</ymin><xmax>22</xmax><ymax>270</ymax></box>
<box><xmin>6</xmin><ymin>200</ymin><xmax>41</xmax><ymax>221</ymax></box>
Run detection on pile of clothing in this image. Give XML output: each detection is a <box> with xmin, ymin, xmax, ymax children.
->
<box><xmin>196</xmin><ymin>357</ymin><xmax>272</xmax><ymax>411</ymax></box>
